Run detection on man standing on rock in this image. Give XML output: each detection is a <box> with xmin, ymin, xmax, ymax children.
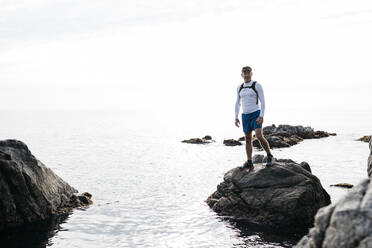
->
<box><xmin>235</xmin><ymin>66</ymin><xmax>275</xmax><ymax>168</ymax></box>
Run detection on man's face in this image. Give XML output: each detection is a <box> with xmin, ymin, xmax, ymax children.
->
<box><xmin>241</xmin><ymin>70</ymin><xmax>252</xmax><ymax>79</ymax></box>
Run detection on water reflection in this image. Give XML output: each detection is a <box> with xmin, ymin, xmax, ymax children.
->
<box><xmin>223</xmin><ymin>218</ymin><xmax>305</xmax><ymax>248</ymax></box>
<box><xmin>0</xmin><ymin>213</ymin><xmax>71</xmax><ymax>248</ymax></box>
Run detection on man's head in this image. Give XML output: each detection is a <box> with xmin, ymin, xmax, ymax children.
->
<box><xmin>241</xmin><ymin>66</ymin><xmax>252</xmax><ymax>82</ymax></box>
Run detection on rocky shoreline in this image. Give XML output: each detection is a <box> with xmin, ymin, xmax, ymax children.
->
<box><xmin>0</xmin><ymin>139</ymin><xmax>92</xmax><ymax>232</ymax></box>
<box><xmin>296</xmin><ymin>139</ymin><xmax>372</xmax><ymax>247</ymax></box>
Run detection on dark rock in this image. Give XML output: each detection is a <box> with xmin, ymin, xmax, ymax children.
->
<box><xmin>329</xmin><ymin>183</ymin><xmax>354</xmax><ymax>188</ymax></box>
<box><xmin>206</xmin><ymin>158</ymin><xmax>330</xmax><ymax>232</ymax></box>
<box><xmin>254</xmin><ymin>125</ymin><xmax>335</xmax><ymax>149</ymax></box>
<box><xmin>357</xmin><ymin>135</ymin><xmax>371</xmax><ymax>143</ymax></box>
<box><xmin>182</xmin><ymin>138</ymin><xmax>210</xmax><ymax>144</ymax></box>
<box><xmin>238</xmin><ymin>136</ymin><xmax>245</xmax><ymax>142</ymax></box>
<box><xmin>252</xmin><ymin>154</ymin><xmax>265</xmax><ymax>163</ymax></box>
<box><xmin>300</xmin><ymin>162</ymin><xmax>312</xmax><ymax>173</ymax></box>
<box><xmin>182</xmin><ymin>136</ymin><xmax>214</xmax><ymax>144</ymax></box>
<box><xmin>223</xmin><ymin>139</ymin><xmax>242</xmax><ymax>146</ymax></box>
<box><xmin>0</xmin><ymin>139</ymin><xmax>92</xmax><ymax>231</ymax></box>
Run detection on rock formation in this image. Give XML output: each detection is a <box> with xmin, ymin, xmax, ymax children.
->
<box><xmin>206</xmin><ymin>155</ymin><xmax>330</xmax><ymax>232</ymax></box>
<box><xmin>296</xmin><ymin>139</ymin><xmax>372</xmax><ymax>248</ymax></box>
<box><xmin>0</xmin><ymin>140</ymin><xmax>92</xmax><ymax>231</ymax></box>
<box><xmin>252</xmin><ymin>125</ymin><xmax>336</xmax><ymax>149</ymax></box>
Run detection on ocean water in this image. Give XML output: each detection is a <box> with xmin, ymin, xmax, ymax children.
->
<box><xmin>1</xmin><ymin>0</ymin><xmax>372</xmax><ymax>247</ymax></box>
<box><xmin>0</xmin><ymin>109</ymin><xmax>370</xmax><ymax>248</ymax></box>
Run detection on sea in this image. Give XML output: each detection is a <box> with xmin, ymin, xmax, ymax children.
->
<box><xmin>0</xmin><ymin>109</ymin><xmax>371</xmax><ymax>248</ymax></box>
<box><xmin>1</xmin><ymin>0</ymin><xmax>372</xmax><ymax>247</ymax></box>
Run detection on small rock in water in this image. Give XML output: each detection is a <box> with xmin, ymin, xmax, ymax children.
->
<box><xmin>356</xmin><ymin>135</ymin><xmax>371</xmax><ymax>143</ymax></box>
<box><xmin>223</xmin><ymin>139</ymin><xmax>242</xmax><ymax>146</ymax></box>
<box><xmin>182</xmin><ymin>138</ymin><xmax>210</xmax><ymax>144</ymax></box>
<box><xmin>329</xmin><ymin>183</ymin><xmax>354</xmax><ymax>188</ymax></box>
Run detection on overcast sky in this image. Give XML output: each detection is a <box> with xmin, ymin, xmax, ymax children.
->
<box><xmin>1</xmin><ymin>0</ymin><xmax>371</xmax><ymax>113</ymax></box>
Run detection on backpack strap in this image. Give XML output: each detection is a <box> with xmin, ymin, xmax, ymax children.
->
<box><xmin>238</xmin><ymin>81</ymin><xmax>259</xmax><ymax>105</ymax></box>
<box><xmin>251</xmin><ymin>81</ymin><xmax>259</xmax><ymax>105</ymax></box>
<box><xmin>238</xmin><ymin>83</ymin><xmax>244</xmax><ymax>94</ymax></box>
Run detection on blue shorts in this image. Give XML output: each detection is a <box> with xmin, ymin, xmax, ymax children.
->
<box><xmin>242</xmin><ymin>110</ymin><xmax>262</xmax><ymax>133</ymax></box>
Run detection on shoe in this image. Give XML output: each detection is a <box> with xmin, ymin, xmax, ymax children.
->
<box><xmin>266</xmin><ymin>154</ymin><xmax>275</xmax><ymax>167</ymax></box>
<box><xmin>241</xmin><ymin>160</ymin><xmax>253</xmax><ymax>169</ymax></box>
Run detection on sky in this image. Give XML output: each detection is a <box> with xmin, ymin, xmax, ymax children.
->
<box><xmin>0</xmin><ymin>0</ymin><xmax>372</xmax><ymax>114</ymax></box>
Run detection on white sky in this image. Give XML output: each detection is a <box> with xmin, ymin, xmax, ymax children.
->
<box><xmin>0</xmin><ymin>0</ymin><xmax>372</xmax><ymax>113</ymax></box>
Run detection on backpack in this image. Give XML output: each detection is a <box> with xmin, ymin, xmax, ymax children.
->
<box><xmin>239</xmin><ymin>81</ymin><xmax>258</xmax><ymax>104</ymax></box>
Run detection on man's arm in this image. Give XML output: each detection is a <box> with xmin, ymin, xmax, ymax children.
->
<box><xmin>256</xmin><ymin>83</ymin><xmax>265</xmax><ymax>117</ymax></box>
<box><xmin>235</xmin><ymin>86</ymin><xmax>241</xmax><ymax>127</ymax></box>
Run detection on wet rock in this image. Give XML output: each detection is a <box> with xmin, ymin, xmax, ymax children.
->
<box><xmin>223</xmin><ymin>139</ymin><xmax>242</xmax><ymax>146</ymax></box>
<box><xmin>206</xmin><ymin>157</ymin><xmax>330</xmax><ymax>232</ymax></box>
<box><xmin>357</xmin><ymin>135</ymin><xmax>371</xmax><ymax>143</ymax></box>
<box><xmin>203</xmin><ymin>135</ymin><xmax>213</xmax><ymax>140</ymax></box>
<box><xmin>329</xmin><ymin>183</ymin><xmax>354</xmax><ymax>188</ymax></box>
<box><xmin>0</xmin><ymin>139</ymin><xmax>92</xmax><ymax>231</ymax></box>
<box><xmin>238</xmin><ymin>136</ymin><xmax>245</xmax><ymax>142</ymax></box>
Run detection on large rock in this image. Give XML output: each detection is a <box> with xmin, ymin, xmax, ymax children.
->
<box><xmin>206</xmin><ymin>156</ymin><xmax>331</xmax><ymax>232</ymax></box>
<box><xmin>368</xmin><ymin>139</ymin><xmax>372</xmax><ymax>177</ymax></box>
<box><xmin>296</xmin><ymin>138</ymin><xmax>372</xmax><ymax>248</ymax></box>
<box><xmin>252</xmin><ymin>125</ymin><xmax>336</xmax><ymax>149</ymax></box>
<box><xmin>296</xmin><ymin>179</ymin><xmax>372</xmax><ymax>248</ymax></box>
<box><xmin>0</xmin><ymin>140</ymin><xmax>92</xmax><ymax>231</ymax></box>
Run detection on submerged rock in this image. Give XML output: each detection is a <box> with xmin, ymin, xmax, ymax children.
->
<box><xmin>0</xmin><ymin>139</ymin><xmax>92</xmax><ymax>231</ymax></box>
<box><xmin>206</xmin><ymin>156</ymin><xmax>330</xmax><ymax>232</ymax></box>
<box><xmin>296</xmin><ymin>139</ymin><xmax>372</xmax><ymax>248</ymax></box>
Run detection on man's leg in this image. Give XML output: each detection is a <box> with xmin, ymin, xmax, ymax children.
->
<box><xmin>254</xmin><ymin>128</ymin><xmax>271</xmax><ymax>155</ymax></box>
<box><xmin>255</xmin><ymin>128</ymin><xmax>275</xmax><ymax>166</ymax></box>
<box><xmin>245</xmin><ymin>131</ymin><xmax>253</xmax><ymax>161</ymax></box>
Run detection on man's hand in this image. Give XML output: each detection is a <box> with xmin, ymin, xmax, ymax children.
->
<box><xmin>257</xmin><ymin>117</ymin><xmax>263</xmax><ymax>126</ymax></box>
<box><xmin>235</xmin><ymin>118</ymin><xmax>240</xmax><ymax>127</ymax></box>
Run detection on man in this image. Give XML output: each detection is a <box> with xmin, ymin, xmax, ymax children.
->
<box><xmin>235</xmin><ymin>66</ymin><xmax>275</xmax><ymax>168</ymax></box>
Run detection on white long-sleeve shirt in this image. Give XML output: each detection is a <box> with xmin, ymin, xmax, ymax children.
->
<box><xmin>235</xmin><ymin>81</ymin><xmax>265</xmax><ymax>119</ymax></box>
